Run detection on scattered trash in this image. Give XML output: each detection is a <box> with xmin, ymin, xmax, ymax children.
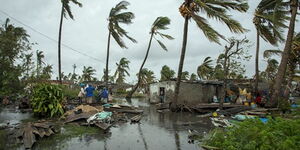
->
<box><xmin>87</xmin><ymin>111</ymin><xmax>112</xmax><ymax>123</ymax></box>
<box><xmin>232</xmin><ymin>114</ymin><xmax>255</xmax><ymax>121</ymax></box>
<box><xmin>210</xmin><ymin>117</ymin><xmax>233</xmax><ymax>128</ymax></box>
<box><xmin>103</xmin><ymin>103</ymin><xmax>113</xmax><ymax>108</ymax></box>
<box><xmin>14</xmin><ymin>121</ymin><xmax>59</xmax><ymax>149</ymax></box>
<box><xmin>130</xmin><ymin>115</ymin><xmax>142</xmax><ymax>123</ymax></box>
<box><xmin>259</xmin><ymin>118</ymin><xmax>268</xmax><ymax>123</ymax></box>
<box><xmin>63</xmin><ymin>105</ymin><xmax>102</xmax><ymax>118</ymax></box>
<box><xmin>291</xmin><ymin>104</ymin><xmax>299</xmax><ymax>108</ymax></box>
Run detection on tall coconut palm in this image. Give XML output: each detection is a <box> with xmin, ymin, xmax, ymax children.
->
<box><xmin>114</xmin><ymin>57</ymin><xmax>130</xmax><ymax>84</ymax></box>
<box><xmin>23</xmin><ymin>53</ymin><xmax>34</xmax><ymax>78</ymax></box>
<box><xmin>58</xmin><ymin>0</ymin><xmax>82</xmax><ymax>84</ymax></box>
<box><xmin>264</xmin><ymin>32</ymin><xmax>300</xmax><ymax>98</ymax></box>
<box><xmin>36</xmin><ymin>50</ymin><xmax>45</xmax><ymax>78</ymax></box>
<box><xmin>253</xmin><ymin>0</ymin><xmax>288</xmax><ymax>94</ymax></box>
<box><xmin>126</xmin><ymin>17</ymin><xmax>174</xmax><ymax>99</ymax></box>
<box><xmin>172</xmin><ymin>0</ymin><xmax>249</xmax><ymax>110</ymax></box>
<box><xmin>105</xmin><ymin>1</ymin><xmax>136</xmax><ymax>89</ymax></box>
<box><xmin>160</xmin><ymin>65</ymin><xmax>176</xmax><ymax>81</ymax></box>
<box><xmin>81</xmin><ymin>66</ymin><xmax>96</xmax><ymax>82</ymax></box>
<box><xmin>271</xmin><ymin>0</ymin><xmax>299</xmax><ymax>106</ymax></box>
<box><xmin>197</xmin><ymin>56</ymin><xmax>214</xmax><ymax>80</ymax></box>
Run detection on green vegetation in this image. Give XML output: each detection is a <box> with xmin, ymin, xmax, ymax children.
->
<box><xmin>201</xmin><ymin>118</ymin><xmax>300</xmax><ymax>150</ymax></box>
<box><xmin>31</xmin><ymin>84</ymin><xmax>64</xmax><ymax>117</ymax></box>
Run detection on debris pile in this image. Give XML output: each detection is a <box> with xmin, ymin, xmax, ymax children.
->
<box><xmin>63</xmin><ymin>104</ymin><xmax>144</xmax><ymax>130</ymax></box>
<box><xmin>13</xmin><ymin>121</ymin><xmax>59</xmax><ymax>149</ymax></box>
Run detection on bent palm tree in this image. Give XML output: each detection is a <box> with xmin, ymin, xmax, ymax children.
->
<box><xmin>271</xmin><ymin>0</ymin><xmax>299</xmax><ymax>106</ymax></box>
<box><xmin>114</xmin><ymin>57</ymin><xmax>130</xmax><ymax>84</ymax></box>
<box><xmin>197</xmin><ymin>56</ymin><xmax>214</xmax><ymax>80</ymax></box>
<box><xmin>58</xmin><ymin>0</ymin><xmax>82</xmax><ymax>84</ymax></box>
<box><xmin>253</xmin><ymin>0</ymin><xmax>288</xmax><ymax>94</ymax></box>
<box><xmin>105</xmin><ymin>1</ymin><xmax>137</xmax><ymax>89</ymax></box>
<box><xmin>138</xmin><ymin>68</ymin><xmax>156</xmax><ymax>94</ymax></box>
<box><xmin>126</xmin><ymin>17</ymin><xmax>174</xmax><ymax>99</ymax></box>
<box><xmin>172</xmin><ymin>0</ymin><xmax>249</xmax><ymax>111</ymax></box>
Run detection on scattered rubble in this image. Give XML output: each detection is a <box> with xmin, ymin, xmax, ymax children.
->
<box><xmin>13</xmin><ymin>121</ymin><xmax>59</xmax><ymax>149</ymax></box>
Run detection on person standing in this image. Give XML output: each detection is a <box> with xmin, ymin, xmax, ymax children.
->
<box><xmin>78</xmin><ymin>84</ymin><xmax>85</xmax><ymax>103</ymax></box>
<box><xmin>100</xmin><ymin>88</ymin><xmax>109</xmax><ymax>103</ymax></box>
<box><xmin>85</xmin><ymin>84</ymin><xmax>95</xmax><ymax>104</ymax></box>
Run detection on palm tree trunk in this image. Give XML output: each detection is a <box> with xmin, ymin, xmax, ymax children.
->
<box><xmin>270</xmin><ymin>0</ymin><xmax>298</xmax><ymax>107</ymax></box>
<box><xmin>126</xmin><ymin>33</ymin><xmax>154</xmax><ymax>99</ymax></box>
<box><xmin>255</xmin><ymin>29</ymin><xmax>260</xmax><ymax>95</ymax></box>
<box><xmin>171</xmin><ymin>16</ymin><xmax>189</xmax><ymax>111</ymax></box>
<box><xmin>58</xmin><ymin>5</ymin><xmax>64</xmax><ymax>84</ymax></box>
<box><xmin>105</xmin><ymin>32</ymin><xmax>111</xmax><ymax>89</ymax></box>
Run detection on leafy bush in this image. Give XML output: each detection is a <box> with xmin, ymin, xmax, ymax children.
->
<box><xmin>201</xmin><ymin>118</ymin><xmax>300</xmax><ymax>150</ymax></box>
<box><xmin>31</xmin><ymin>84</ymin><xmax>64</xmax><ymax>117</ymax></box>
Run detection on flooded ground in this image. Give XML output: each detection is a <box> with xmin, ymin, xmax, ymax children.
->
<box><xmin>0</xmin><ymin>98</ymin><xmax>214</xmax><ymax>150</ymax></box>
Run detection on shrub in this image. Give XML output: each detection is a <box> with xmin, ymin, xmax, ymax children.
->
<box><xmin>31</xmin><ymin>84</ymin><xmax>64</xmax><ymax>117</ymax></box>
<box><xmin>201</xmin><ymin>118</ymin><xmax>300</xmax><ymax>150</ymax></box>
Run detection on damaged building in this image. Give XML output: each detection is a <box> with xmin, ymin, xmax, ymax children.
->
<box><xmin>149</xmin><ymin>80</ymin><xmax>224</xmax><ymax>105</ymax></box>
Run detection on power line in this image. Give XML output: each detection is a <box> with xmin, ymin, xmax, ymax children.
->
<box><xmin>0</xmin><ymin>9</ymin><xmax>105</xmax><ymax>64</ymax></box>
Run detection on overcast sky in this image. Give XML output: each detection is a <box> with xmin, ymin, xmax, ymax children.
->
<box><xmin>0</xmin><ymin>0</ymin><xmax>299</xmax><ymax>83</ymax></box>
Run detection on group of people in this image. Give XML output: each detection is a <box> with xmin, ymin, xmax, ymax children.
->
<box><xmin>78</xmin><ymin>84</ymin><xmax>110</xmax><ymax>104</ymax></box>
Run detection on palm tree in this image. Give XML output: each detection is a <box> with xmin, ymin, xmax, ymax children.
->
<box><xmin>105</xmin><ymin>1</ymin><xmax>137</xmax><ymax>89</ymax></box>
<box><xmin>271</xmin><ymin>0</ymin><xmax>299</xmax><ymax>106</ymax></box>
<box><xmin>58</xmin><ymin>0</ymin><xmax>82</xmax><ymax>84</ymax></box>
<box><xmin>36</xmin><ymin>50</ymin><xmax>45</xmax><ymax>78</ymax></box>
<box><xmin>181</xmin><ymin>71</ymin><xmax>189</xmax><ymax>80</ymax></box>
<box><xmin>197</xmin><ymin>57</ymin><xmax>214</xmax><ymax>80</ymax></box>
<box><xmin>189</xmin><ymin>73</ymin><xmax>197</xmax><ymax>81</ymax></box>
<box><xmin>137</xmin><ymin>68</ymin><xmax>156</xmax><ymax>94</ymax></box>
<box><xmin>23</xmin><ymin>53</ymin><xmax>34</xmax><ymax>78</ymax></box>
<box><xmin>41</xmin><ymin>64</ymin><xmax>53</xmax><ymax>80</ymax></box>
<box><xmin>101</xmin><ymin>69</ymin><xmax>114</xmax><ymax>83</ymax></box>
<box><xmin>253</xmin><ymin>0</ymin><xmax>288</xmax><ymax>94</ymax></box>
<box><xmin>160</xmin><ymin>65</ymin><xmax>175</xmax><ymax>81</ymax></box>
<box><xmin>114</xmin><ymin>57</ymin><xmax>130</xmax><ymax>84</ymax></box>
<box><xmin>264</xmin><ymin>32</ymin><xmax>300</xmax><ymax>98</ymax></box>
<box><xmin>126</xmin><ymin>17</ymin><xmax>174</xmax><ymax>99</ymax></box>
<box><xmin>172</xmin><ymin>0</ymin><xmax>249</xmax><ymax>110</ymax></box>
<box><xmin>81</xmin><ymin>66</ymin><xmax>96</xmax><ymax>82</ymax></box>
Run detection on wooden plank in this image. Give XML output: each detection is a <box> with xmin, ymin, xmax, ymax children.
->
<box><xmin>130</xmin><ymin>115</ymin><xmax>142</xmax><ymax>123</ymax></box>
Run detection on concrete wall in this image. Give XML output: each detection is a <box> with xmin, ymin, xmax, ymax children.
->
<box><xmin>149</xmin><ymin>81</ymin><xmax>175</xmax><ymax>103</ymax></box>
<box><xmin>149</xmin><ymin>81</ymin><xmax>223</xmax><ymax>105</ymax></box>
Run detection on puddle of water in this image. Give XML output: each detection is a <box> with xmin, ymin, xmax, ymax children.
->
<box><xmin>0</xmin><ymin>107</ymin><xmax>33</xmax><ymax>125</ymax></box>
<box><xmin>1</xmin><ymin>98</ymin><xmax>213</xmax><ymax>150</ymax></box>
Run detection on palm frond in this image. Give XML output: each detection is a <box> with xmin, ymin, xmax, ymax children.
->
<box><xmin>156</xmin><ymin>39</ymin><xmax>167</xmax><ymax>51</ymax></box>
<box><xmin>111</xmin><ymin>30</ymin><xmax>127</xmax><ymax>48</ymax></box>
<box><xmin>157</xmin><ymin>32</ymin><xmax>174</xmax><ymax>40</ymax></box>
<box><xmin>191</xmin><ymin>13</ymin><xmax>225</xmax><ymax>44</ymax></box>
<box><xmin>263</xmin><ymin>49</ymin><xmax>282</xmax><ymax>58</ymax></box>
<box><xmin>205</xmin><ymin>0</ymin><xmax>249</xmax><ymax>12</ymax></box>
<box><xmin>110</xmin><ymin>1</ymin><xmax>130</xmax><ymax>17</ymax></box>
<box><xmin>152</xmin><ymin>17</ymin><xmax>171</xmax><ymax>30</ymax></box>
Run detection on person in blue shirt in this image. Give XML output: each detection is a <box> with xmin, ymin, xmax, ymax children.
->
<box><xmin>100</xmin><ymin>88</ymin><xmax>109</xmax><ymax>103</ymax></box>
<box><xmin>85</xmin><ymin>84</ymin><xmax>95</xmax><ymax>104</ymax></box>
